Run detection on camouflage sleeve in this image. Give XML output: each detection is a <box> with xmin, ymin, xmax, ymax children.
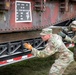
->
<box><xmin>64</xmin><ymin>35</ymin><xmax>72</xmax><ymax>42</ymax></box>
<box><xmin>58</xmin><ymin>31</ymin><xmax>72</xmax><ymax>42</ymax></box>
<box><xmin>31</xmin><ymin>44</ymin><xmax>56</xmax><ymax>58</ymax></box>
<box><xmin>58</xmin><ymin>31</ymin><xmax>66</xmax><ymax>39</ymax></box>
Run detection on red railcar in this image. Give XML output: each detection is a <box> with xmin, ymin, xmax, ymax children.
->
<box><xmin>0</xmin><ymin>0</ymin><xmax>76</xmax><ymax>33</ymax></box>
<box><xmin>0</xmin><ymin>0</ymin><xmax>75</xmax><ymax>66</ymax></box>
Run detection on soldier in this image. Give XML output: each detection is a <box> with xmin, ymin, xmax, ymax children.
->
<box><xmin>58</xmin><ymin>20</ymin><xmax>76</xmax><ymax>40</ymax></box>
<box><xmin>69</xmin><ymin>20</ymin><xmax>76</xmax><ymax>60</ymax></box>
<box><xmin>24</xmin><ymin>28</ymin><xmax>74</xmax><ymax>75</ymax></box>
<box><xmin>58</xmin><ymin>20</ymin><xmax>76</xmax><ymax>60</ymax></box>
<box><xmin>69</xmin><ymin>20</ymin><xmax>76</xmax><ymax>40</ymax></box>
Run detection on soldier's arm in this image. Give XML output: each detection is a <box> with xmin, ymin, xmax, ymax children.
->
<box><xmin>64</xmin><ymin>35</ymin><xmax>72</xmax><ymax>42</ymax></box>
<box><xmin>58</xmin><ymin>31</ymin><xmax>72</xmax><ymax>42</ymax></box>
<box><xmin>31</xmin><ymin>44</ymin><xmax>56</xmax><ymax>58</ymax></box>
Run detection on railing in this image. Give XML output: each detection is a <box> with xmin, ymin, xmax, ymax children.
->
<box><xmin>0</xmin><ymin>37</ymin><xmax>47</xmax><ymax>60</ymax></box>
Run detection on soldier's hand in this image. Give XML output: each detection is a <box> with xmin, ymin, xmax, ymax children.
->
<box><xmin>24</xmin><ymin>43</ymin><xmax>33</xmax><ymax>50</ymax></box>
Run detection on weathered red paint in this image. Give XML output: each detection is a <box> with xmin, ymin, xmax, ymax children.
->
<box><xmin>0</xmin><ymin>0</ymin><xmax>76</xmax><ymax>32</ymax></box>
<box><xmin>0</xmin><ymin>61</ymin><xmax>7</xmax><ymax>65</ymax></box>
<box><xmin>50</xmin><ymin>2</ymin><xmax>59</xmax><ymax>24</ymax></box>
<box><xmin>10</xmin><ymin>0</ymin><xmax>33</xmax><ymax>31</ymax></box>
<box><xmin>13</xmin><ymin>56</ymin><xmax>22</xmax><ymax>61</ymax></box>
<box><xmin>41</xmin><ymin>7</ymin><xmax>51</xmax><ymax>27</ymax></box>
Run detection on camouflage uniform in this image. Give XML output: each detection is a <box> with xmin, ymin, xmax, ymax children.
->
<box><xmin>70</xmin><ymin>21</ymin><xmax>76</xmax><ymax>60</ymax></box>
<box><xmin>31</xmin><ymin>28</ymin><xmax>74</xmax><ymax>75</ymax></box>
<box><xmin>58</xmin><ymin>20</ymin><xmax>76</xmax><ymax>42</ymax></box>
<box><xmin>58</xmin><ymin>20</ymin><xmax>76</xmax><ymax>60</ymax></box>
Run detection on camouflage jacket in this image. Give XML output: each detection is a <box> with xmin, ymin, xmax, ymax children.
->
<box><xmin>31</xmin><ymin>34</ymin><xmax>74</xmax><ymax>60</ymax></box>
<box><xmin>58</xmin><ymin>27</ymin><xmax>76</xmax><ymax>43</ymax></box>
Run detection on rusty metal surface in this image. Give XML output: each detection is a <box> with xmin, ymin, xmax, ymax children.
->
<box><xmin>0</xmin><ymin>30</ymin><xmax>41</xmax><ymax>43</ymax></box>
<box><xmin>0</xmin><ymin>0</ymin><xmax>76</xmax><ymax>43</ymax></box>
<box><xmin>0</xmin><ymin>0</ymin><xmax>75</xmax><ymax>32</ymax></box>
<box><xmin>0</xmin><ymin>27</ymin><xmax>62</xmax><ymax>43</ymax></box>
